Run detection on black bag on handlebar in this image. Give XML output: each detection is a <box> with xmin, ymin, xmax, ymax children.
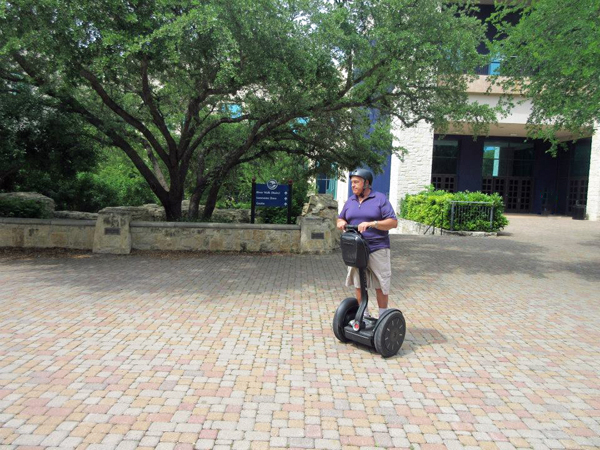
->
<box><xmin>341</xmin><ymin>228</ymin><xmax>370</xmax><ymax>269</ymax></box>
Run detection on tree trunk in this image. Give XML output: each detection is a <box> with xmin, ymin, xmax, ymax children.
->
<box><xmin>201</xmin><ymin>181</ymin><xmax>222</xmax><ymax>220</ymax></box>
<box><xmin>188</xmin><ymin>193</ymin><xmax>201</xmax><ymax>219</ymax></box>
<box><xmin>188</xmin><ymin>179</ymin><xmax>209</xmax><ymax>220</ymax></box>
<box><xmin>164</xmin><ymin>195</ymin><xmax>183</xmax><ymax>221</ymax></box>
<box><xmin>162</xmin><ymin>174</ymin><xmax>185</xmax><ymax>221</ymax></box>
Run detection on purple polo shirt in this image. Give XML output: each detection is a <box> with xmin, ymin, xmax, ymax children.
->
<box><xmin>338</xmin><ymin>190</ymin><xmax>397</xmax><ymax>252</ymax></box>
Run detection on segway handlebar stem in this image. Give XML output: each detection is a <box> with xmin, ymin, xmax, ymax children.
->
<box><xmin>341</xmin><ymin>224</ymin><xmax>371</xmax><ymax>330</ymax></box>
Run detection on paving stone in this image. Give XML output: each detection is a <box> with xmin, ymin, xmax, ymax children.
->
<box><xmin>0</xmin><ymin>216</ymin><xmax>599</xmax><ymax>450</ymax></box>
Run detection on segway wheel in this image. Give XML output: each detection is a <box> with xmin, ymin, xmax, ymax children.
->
<box><xmin>333</xmin><ymin>297</ymin><xmax>359</xmax><ymax>343</ymax></box>
<box><xmin>374</xmin><ymin>310</ymin><xmax>406</xmax><ymax>358</ymax></box>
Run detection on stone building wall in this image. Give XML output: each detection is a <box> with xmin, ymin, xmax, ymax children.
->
<box><xmin>390</xmin><ymin>120</ymin><xmax>435</xmax><ymax>211</ymax></box>
<box><xmin>586</xmin><ymin>124</ymin><xmax>600</xmax><ymax>221</ymax></box>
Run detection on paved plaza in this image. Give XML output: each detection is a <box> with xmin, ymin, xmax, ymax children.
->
<box><xmin>1</xmin><ymin>214</ymin><xmax>599</xmax><ymax>450</ymax></box>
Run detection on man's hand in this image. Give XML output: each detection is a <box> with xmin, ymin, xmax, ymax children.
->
<box><xmin>336</xmin><ymin>219</ymin><xmax>348</xmax><ymax>231</ymax></box>
<box><xmin>358</xmin><ymin>221</ymin><xmax>375</xmax><ymax>233</ymax></box>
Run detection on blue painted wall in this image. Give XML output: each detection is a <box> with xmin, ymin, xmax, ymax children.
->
<box><xmin>555</xmin><ymin>147</ymin><xmax>573</xmax><ymax>215</ymax></box>
<box><xmin>347</xmin><ymin>107</ymin><xmax>392</xmax><ymax>199</ymax></box>
<box><xmin>532</xmin><ymin>141</ymin><xmax>559</xmax><ymax>214</ymax></box>
<box><xmin>455</xmin><ymin>136</ymin><xmax>484</xmax><ymax>192</ymax></box>
<box><xmin>346</xmin><ymin>154</ymin><xmax>392</xmax><ymax>200</ymax></box>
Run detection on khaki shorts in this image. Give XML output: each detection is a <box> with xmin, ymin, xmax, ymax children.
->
<box><xmin>345</xmin><ymin>248</ymin><xmax>392</xmax><ymax>295</ymax></box>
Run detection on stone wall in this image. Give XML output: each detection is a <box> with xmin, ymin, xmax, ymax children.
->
<box><xmin>0</xmin><ymin>218</ymin><xmax>96</xmax><ymax>249</ymax></box>
<box><xmin>131</xmin><ymin>222</ymin><xmax>300</xmax><ymax>253</ymax></box>
<box><xmin>390</xmin><ymin>119</ymin><xmax>435</xmax><ymax>211</ymax></box>
<box><xmin>0</xmin><ymin>195</ymin><xmax>338</xmax><ymax>254</ymax></box>
<box><xmin>299</xmin><ymin>194</ymin><xmax>341</xmax><ymax>253</ymax></box>
<box><xmin>586</xmin><ymin>124</ymin><xmax>600</xmax><ymax>221</ymax></box>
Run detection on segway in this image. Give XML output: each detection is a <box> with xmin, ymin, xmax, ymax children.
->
<box><xmin>333</xmin><ymin>225</ymin><xmax>406</xmax><ymax>358</ymax></box>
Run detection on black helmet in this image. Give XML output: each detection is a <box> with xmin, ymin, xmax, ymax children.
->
<box><xmin>349</xmin><ymin>168</ymin><xmax>373</xmax><ymax>186</ymax></box>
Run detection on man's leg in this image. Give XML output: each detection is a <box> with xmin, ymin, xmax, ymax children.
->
<box><xmin>369</xmin><ymin>248</ymin><xmax>391</xmax><ymax>316</ymax></box>
<box><xmin>375</xmin><ymin>289</ymin><xmax>389</xmax><ymax>309</ymax></box>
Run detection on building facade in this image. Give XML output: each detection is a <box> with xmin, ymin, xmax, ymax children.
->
<box><xmin>327</xmin><ymin>3</ymin><xmax>599</xmax><ymax>221</ymax></box>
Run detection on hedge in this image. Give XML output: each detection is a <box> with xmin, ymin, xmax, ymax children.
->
<box><xmin>0</xmin><ymin>197</ymin><xmax>52</xmax><ymax>219</ymax></box>
<box><xmin>399</xmin><ymin>187</ymin><xmax>509</xmax><ymax>232</ymax></box>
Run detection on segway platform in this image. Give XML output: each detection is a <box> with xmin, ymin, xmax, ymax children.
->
<box><xmin>333</xmin><ymin>225</ymin><xmax>406</xmax><ymax>358</ymax></box>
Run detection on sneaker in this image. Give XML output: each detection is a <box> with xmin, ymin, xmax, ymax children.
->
<box><xmin>349</xmin><ymin>314</ymin><xmax>374</xmax><ymax>329</ymax></box>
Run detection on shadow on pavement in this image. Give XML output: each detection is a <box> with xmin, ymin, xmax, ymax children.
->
<box><xmin>390</xmin><ymin>235</ymin><xmax>552</xmax><ymax>280</ymax></box>
<box><xmin>397</xmin><ymin>327</ymin><xmax>448</xmax><ymax>358</ymax></box>
<box><xmin>2</xmin><ymin>223</ymin><xmax>599</xmax><ymax>301</ymax></box>
<box><xmin>556</xmin><ymin>259</ymin><xmax>600</xmax><ymax>282</ymax></box>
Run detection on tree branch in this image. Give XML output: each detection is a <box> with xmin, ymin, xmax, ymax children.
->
<box><xmin>11</xmin><ymin>52</ymin><xmax>168</xmax><ymax>201</ymax></box>
<box><xmin>140</xmin><ymin>56</ymin><xmax>178</xmax><ymax>159</ymax></box>
<box><xmin>79</xmin><ymin>67</ymin><xmax>170</xmax><ymax>165</ymax></box>
<box><xmin>183</xmin><ymin>113</ymin><xmax>253</xmax><ymax>162</ymax></box>
<box><xmin>141</xmin><ymin>141</ymin><xmax>169</xmax><ymax>190</ymax></box>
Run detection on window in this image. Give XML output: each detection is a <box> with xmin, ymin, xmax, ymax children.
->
<box><xmin>432</xmin><ymin>139</ymin><xmax>459</xmax><ymax>192</ymax></box>
<box><xmin>432</xmin><ymin>140</ymin><xmax>459</xmax><ymax>174</ymax></box>
<box><xmin>482</xmin><ymin>141</ymin><xmax>534</xmax><ymax>177</ymax></box>
<box><xmin>570</xmin><ymin>140</ymin><xmax>591</xmax><ymax>177</ymax></box>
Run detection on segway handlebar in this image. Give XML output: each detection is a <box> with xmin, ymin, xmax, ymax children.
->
<box><xmin>344</xmin><ymin>223</ymin><xmax>375</xmax><ymax>233</ymax></box>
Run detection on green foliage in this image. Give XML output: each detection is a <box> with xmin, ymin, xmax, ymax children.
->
<box><xmin>214</xmin><ymin>153</ymin><xmax>312</xmax><ymax>224</ymax></box>
<box><xmin>0</xmin><ymin>197</ymin><xmax>50</xmax><ymax>219</ymax></box>
<box><xmin>92</xmin><ymin>150</ymin><xmax>158</xmax><ymax>208</ymax></box>
<box><xmin>400</xmin><ymin>186</ymin><xmax>455</xmax><ymax>227</ymax></box>
<box><xmin>4</xmin><ymin>144</ymin><xmax>158</xmax><ymax>213</ymax></box>
<box><xmin>490</xmin><ymin>0</ymin><xmax>600</xmax><ymax>149</ymax></box>
<box><xmin>0</xmin><ymin>0</ymin><xmax>499</xmax><ymax>220</ymax></box>
<box><xmin>400</xmin><ymin>186</ymin><xmax>508</xmax><ymax>232</ymax></box>
<box><xmin>0</xmin><ymin>82</ymin><xmax>100</xmax><ymax>203</ymax></box>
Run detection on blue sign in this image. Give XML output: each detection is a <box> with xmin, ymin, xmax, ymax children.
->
<box><xmin>255</xmin><ymin>181</ymin><xmax>289</xmax><ymax>207</ymax></box>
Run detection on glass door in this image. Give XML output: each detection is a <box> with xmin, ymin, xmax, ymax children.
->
<box><xmin>482</xmin><ymin>140</ymin><xmax>535</xmax><ymax>212</ymax></box>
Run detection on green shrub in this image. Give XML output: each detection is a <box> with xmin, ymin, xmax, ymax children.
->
<box><xmin>399</xmin><ymin>186</ymin><xmax>509</xmax><ymax>232</ymax></box>
<box><xmin>0</xmin><ymin>197</ymin><xmax>51</xmax><ymax>219</ymax></box>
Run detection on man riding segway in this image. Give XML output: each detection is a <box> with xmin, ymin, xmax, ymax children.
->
<box><xmin>337</xmin><ymin>169</ymin><xmax>398</xmax><ymax>320</ymax></box>
<box><xmin>333</xmin><ymin>169</ymin><xmax>406</xmax><ymax>357</ymax></box>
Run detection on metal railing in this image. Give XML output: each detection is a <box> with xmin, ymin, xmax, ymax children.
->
<box><xmin>449</xmin><ymin>201</ymin><xmax>495</xmax><ymax>232</ymax></box>
<box><xmin>423</xmin><ymin>208</ymin><xmax>446</xmax><ymax>235</ymax></box>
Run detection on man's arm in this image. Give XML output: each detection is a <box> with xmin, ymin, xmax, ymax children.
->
<box><xmin>358</xmin><ymin>218</ymin><xmax>397</xmax><ymax>233</ymax></box>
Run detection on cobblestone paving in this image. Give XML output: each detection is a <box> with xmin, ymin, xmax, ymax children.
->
<box><xmin>1</xmin><ymin>215</ymin><xmax>599</xmax><ymax>450</ymax></box>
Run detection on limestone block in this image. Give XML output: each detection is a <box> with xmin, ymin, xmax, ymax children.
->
<box><xmin>99</xmin><ymin>206</ymin><xmax>163</xmax><ymax>222</ymax></box>
<box><xmin>299</xmin><ymin>216</ymin><xmax>336</xmax><ymax>254</ymax></box>
<box><xmin>54</xmin><ymin>211</ymin><xmax>99</xmax><ymax>220</ymax></box>
<box><xmin>93</xmin><ymin>209</ymin><xmax>132</xmax><ymax>254</ymax></box>
<box><xmin>0</xmin><ymin>224</ymin><xmax>24</xmax><ymax>247</ymax></box>
<box><xmin>586</xmin><ymin>124</ymin><xmax>600</xmax><ymax>220</ymax></box>
<box><xmin>302</xmin><ymin>194</ymin><xmax>338</xmax><ymax>216</ymax></box>
<box><xmin>24</xmin><ymin>226</ymin><xmax>50</xmax><ymax>248</ymax></box>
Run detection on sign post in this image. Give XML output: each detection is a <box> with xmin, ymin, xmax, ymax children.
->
<box><xmin>251</xmin><ymin>178</ymin><xmax>293</xmax><ymax>224</ymax></box>
<box><xmin>287</xmin><ymin>179</ymin><xmax>293</xmax><ymax>225</ymax></box>
<box><xmin>251</xmin><ymin>177</ymin><xmax>257</xmax><ymax>224</ymax></box>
